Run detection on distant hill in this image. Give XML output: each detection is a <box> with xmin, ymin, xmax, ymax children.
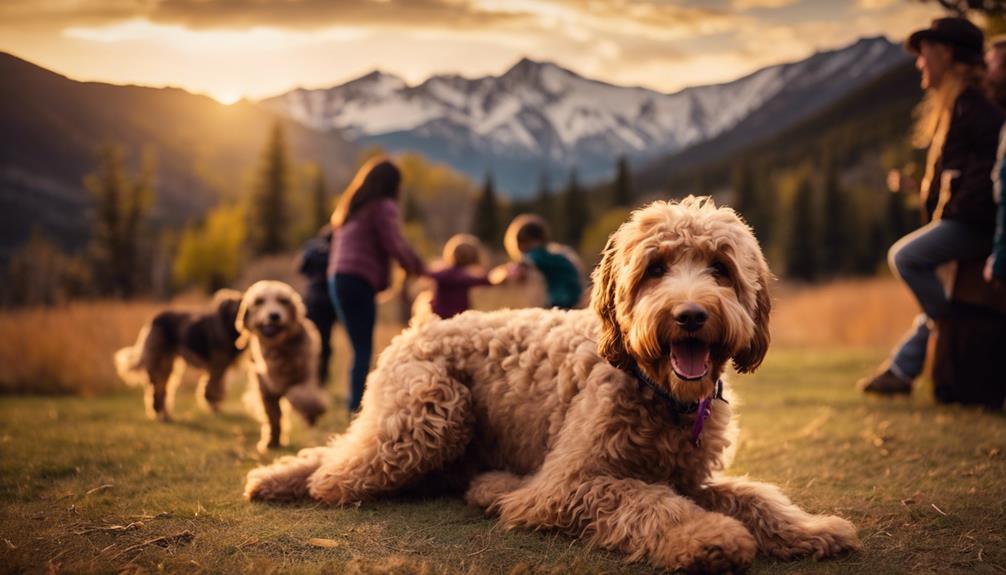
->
<box><xmin>0</xmin><ymin>52</ymin><xmax>356</xmax><ymax>257</ymax></box>
<box><xmin>635</xmin><ymin>60</ymin><xmax>923</xmax><ymax>197</ymax></box>
<box><xmin>264</xmin><ymin>37</ymin><xmax>907</xmax><ymax>197</ymax></box>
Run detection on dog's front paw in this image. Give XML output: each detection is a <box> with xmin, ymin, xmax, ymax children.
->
<box><xmin>659</xmin><ymin>513</ymin><xmax>756</xmax><ymax>574</ymax></box>
<box><xmin>465</xmin><ymin>471</ymin><xmax>525</xmax><ymax>510</ymax></box>
<box><xmin>244</xmin><ymin>453</ymin><xmax>324</xmax><ymax>502</ymax></box>
<box><xmin>244</xmin><ymin>466</ymin><xmax>280</xmax><ymax>501</ymax></box>
<box><xmin>763</xmin><ymin>514</ymin><xmax>860</xmax><ymax>560</ymax></box>
<box><xmin>155</xmin><ymin>411</ymin><xmax>173</xmax><ymax>423</ymax></box>
<box><xmin>244</xmin><ymin>466</ymin><xmax>299</xmax><ymax>502</ymax></box>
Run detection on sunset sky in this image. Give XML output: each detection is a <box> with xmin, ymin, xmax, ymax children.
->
<box><xmin>1</xmin><ymin>0</ymin><xmax>943</xmax><ymax>104</ymax></box>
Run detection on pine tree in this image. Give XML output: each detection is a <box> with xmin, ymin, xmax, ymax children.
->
<box><xmin>251</xmin><ymin>122</ymin><xmax>291</xmax><ymax>255</ymax></box>
<box><xmin>562</xmin><ymin>168</ymin><xmax>589</xmax><ymax>247</ymax></box>
<box><xmin>885</xmin><ymin>188</ymin><xmax>913</xmax><ymax>247</ymax></box>
<box><xmin>819</xmin><ymin>153</ymin><xmax>847</xmax><ymax>277</ymax></box>
<box><xmin>310</xmin><ymin>167</ymin><xmax>329</xmax><ymax>232</ymax></box>
<box><xmin>534</xmin><ymin>171</ymin><xmax>554</xmax><ymax>225</ymax></box>
<box><xmin>732</xmin><ymin>159</ymin><xmax>769</xmax><ymax>243</ymax></box>
<box><xmin>786</xmin><ymin>176</ymin><xmax>818</xmax><ymax>281</ymax></box>
<box><xmin>612</xmin><ymin>156</ymin><xmax>633</xmax><ymax>207</ymax></box>
<box><xmin>472</xmin><ymin>173</ymin><xmax>502</xmax><ymax>245</ymax></box>
<box><xmin>88</xmin><ymin>146</ymin><xmax>125</xmax><ymax>294</ymax></box>
<box><xmin>85</xmin><ymin>145</ymin><xmax>154</xmax><ymax>297</ymax></box>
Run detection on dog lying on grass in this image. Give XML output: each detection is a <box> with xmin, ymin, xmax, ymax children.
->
<box><xmin>245</xmin><ymin>198</ymin><xmax>859</xmax><ymax>572</ymax></box>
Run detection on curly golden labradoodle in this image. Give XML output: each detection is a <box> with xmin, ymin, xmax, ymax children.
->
<box><xmin>115</xmin><ymin>289</ymin><xmax>243</xmax><ymax>422</ymax></box>
<box><xmin>237</xmin><ymin>280</ymin><xmax>330</xmax><ymax>451</ymax></box>
<box><xmin>244</xmin><ymin>198</ymin><xmax>859</xmax><ymax>572</ymax></box>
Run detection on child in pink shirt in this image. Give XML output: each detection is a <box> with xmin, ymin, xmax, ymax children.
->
<box><xmin>424</xmin><ymin>234</ymin><xmax>507</xmax><ymax>319</ymax></box>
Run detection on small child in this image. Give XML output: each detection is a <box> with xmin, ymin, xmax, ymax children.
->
<box><xmin>503</xmin><ymin>214</ymin><xmax>584</xmax><ymax>309</ymax></box>
<box><xmin>423</xmin><ymin>234</ymin><xmax>503</xmax><ymax>319</ymax></box>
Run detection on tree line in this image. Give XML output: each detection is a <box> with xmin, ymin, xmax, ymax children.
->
<box><xmin>2</xmin><ymin>122</ymin><xmax>332</xmax><ymax>305</ymax></box>
<box><xmin>469</xmin><ymin>156</ymin><xmax>633</xmax><ymax>253</ymax></box>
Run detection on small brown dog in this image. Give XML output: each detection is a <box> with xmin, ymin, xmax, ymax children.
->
<box><xmin>115</xmin><ymin>289</ymin><xmax>243</xmax><ymax>421</ymax></box>
<box><xmin>236</xmin><ymin>280</ymin><xmax>329</xmax><ymax>451</ymax></box>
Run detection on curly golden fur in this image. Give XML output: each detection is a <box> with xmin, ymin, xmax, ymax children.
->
<box><xmin>237</xmin><ymin>280</ymin><xmax>330</xmax><ymax>451</ymax></box>
<box><xmin>243</xmin><ymin>198</ymin><xmax>859</xmax><ymax>572</ymax></box>
<box><xmin>115</xmin><ymin>289</ymin><xmax>243</xmax><ymax>421</ymax></box>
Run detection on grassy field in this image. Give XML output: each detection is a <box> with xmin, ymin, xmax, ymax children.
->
<box><xmin>2</xmin><ymin>345</ymin><xmax>1005</xmax><ymax>574</ymax></box>
<box><xmin>1</xmin><ymin>279</ymin><xmax>1004</xmax><ymax>574</ymax></box>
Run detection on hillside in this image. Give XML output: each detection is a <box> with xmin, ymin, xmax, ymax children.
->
<box><xmin>635</xmin><ymin>61</ymin><xmax>922</xmax><ymax>196</ymax></box>
<box><xmin>0</xmin><ymin>52</ymin><xmax>356</xmax><ymax>257</ymax></box>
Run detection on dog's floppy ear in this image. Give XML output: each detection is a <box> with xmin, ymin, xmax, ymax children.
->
<box><xmin>216</xmin><ymin>291</ymin><xmax>242</xmax><ymax>328</ymax></box>
<box><xmin>289</xmin><ymin>288</ymin><xmax>307</xmax><ymax>322</ymax></box>
<box><xmin>591</xmin><ymin>228</ymin><xmax>631</xmax><ymax>369</ymax></box>
<box><xmin>234</xmin><ymin>295</ymin><xmax>253</xmax><ymax>350</ymax></box>
<box><xmin>732</xmin><ymin>262</ymin><xmax>772</xmax><ymax>374</ymax></box>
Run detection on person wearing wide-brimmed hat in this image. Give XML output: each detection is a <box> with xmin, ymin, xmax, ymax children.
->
<box><xmin>858</xmin><ymin>17</ymin><xmax>1006</xmax><ymax>395</ymax></box>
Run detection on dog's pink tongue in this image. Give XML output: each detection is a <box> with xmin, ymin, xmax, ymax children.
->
<box><xmin>673</xmin><ymin>341</ymin><xmax>710</xmax><ymax>379</ymax></box>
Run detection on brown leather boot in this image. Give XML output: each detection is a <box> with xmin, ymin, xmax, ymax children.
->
<box><xmin>857</xmin><ymin>368</ymin><xmax>912</xmax><ymax>396</ymax></box>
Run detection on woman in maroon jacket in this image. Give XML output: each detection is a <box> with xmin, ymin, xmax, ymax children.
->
<box><xmin>328</xmin><ymin>158</ymin><xmax>425</xmax><ymax>411</ymax></box>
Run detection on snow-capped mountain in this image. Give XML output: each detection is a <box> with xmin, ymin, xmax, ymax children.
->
<box><xmin>263</xmin><ymin>36</ymin><xmax>907</xmax><ymax>197</ymax></box>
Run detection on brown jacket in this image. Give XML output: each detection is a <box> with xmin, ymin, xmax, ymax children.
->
<box><xmin>923</xmin><ymin>86</ymin><xmax>1006</xmax><ymax>235</ymax></box>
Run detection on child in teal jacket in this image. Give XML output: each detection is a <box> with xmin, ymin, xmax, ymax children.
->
<box><xmin>503</xmin><ymin>214</ymin><xmax>583</xmax><ymax>309</ymax></box>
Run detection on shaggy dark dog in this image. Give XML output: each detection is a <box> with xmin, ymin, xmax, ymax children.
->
<box><xmin>115</xmin><ymin>289</ymin><xmax>243</xmax><ymax>421</ymax></box>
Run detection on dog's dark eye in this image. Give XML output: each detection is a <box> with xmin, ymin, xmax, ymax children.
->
<box><xmin>254</xmin><ymin>297</ymin><xmax>265</xmax><ymax>306</ymax></box>
<box><xmin>709</xmin><ymin>262</ymin><xmax>730</xmax><ymax>279</ymax></box>
<box><xmin>277</xmin><ymin>297</ymin><xmax>290</xmax><ymax>306</ymax></box>
<box><xmin>645</xmin><ymin>263</ymin><xmax>667</xmax><ymax>278</ymax></box>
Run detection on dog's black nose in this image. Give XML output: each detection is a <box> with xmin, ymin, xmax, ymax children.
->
<box><xmin>268</xmin><ymin>312</ymin><xmax>281</xmax><ymax>322</ymax></box>
<box><xmin>674</xmin><ymin>303</ymin><xmax>708</xmax><ymax>332</ymax></box>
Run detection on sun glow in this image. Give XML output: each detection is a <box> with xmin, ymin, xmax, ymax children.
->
<box><xmin>209</xmin><ymin>91</ymin><xmax>242</xmax><ymax>105</ymax></box>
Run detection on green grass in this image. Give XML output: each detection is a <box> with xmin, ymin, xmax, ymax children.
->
<box><xmin>1</xmin><ymin>347</ymin><xmax>1004</xmax><ymax>574</ymax></box>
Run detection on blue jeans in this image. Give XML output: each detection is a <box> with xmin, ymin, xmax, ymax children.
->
<box><xmin>328</xmin><ymin>274</ymin><xmax>376</xmax><ymax>411</ymax></box>
<box><xmin>887</xmin><ymin>220</ymin><xmax>991</xmax><ymax>380</ymax></box>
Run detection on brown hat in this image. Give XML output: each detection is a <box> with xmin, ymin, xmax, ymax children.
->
<box><xmin>906</xmin><ymin>17</ymin><xmax>985</xmax><ymax>65</ymax></box>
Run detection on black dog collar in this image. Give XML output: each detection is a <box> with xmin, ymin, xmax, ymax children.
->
<box><xmin>626</xmin><ymin>363</ymin><xmax>725</xmax><ymax>425</ymax></box>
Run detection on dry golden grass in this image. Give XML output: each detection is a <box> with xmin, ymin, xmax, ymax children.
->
<box><xmin>0</xmin><ymin>277</ymin><xmax>918</xmax><ymax>396</ymax></box>
<box><xmin>770</xmin><ymin>278</ymin><xmax>919</xmax><ymax>349</ymax></box>
<box><xmin>0</xmin><ymin>300</ymin><xmax>174</xmax><ymax>395</ymax></box>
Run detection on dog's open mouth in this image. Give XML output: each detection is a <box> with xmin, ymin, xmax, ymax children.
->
<box><xmin>670</xmin><ymin>338</ymin><xmax>711</xmax><ymax>381</ymax></box>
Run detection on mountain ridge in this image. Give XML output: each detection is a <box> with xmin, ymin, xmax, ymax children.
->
<box><xmin>264</xmin><ymin>36</ymin><xmax>908</xmax><ymax>196</ymax></box>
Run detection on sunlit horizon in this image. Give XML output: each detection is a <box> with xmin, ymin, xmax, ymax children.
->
<box><xmin>0</xmin><ymin>1</ymin><xmax>944</xmax><ymax>102</ymax></box>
